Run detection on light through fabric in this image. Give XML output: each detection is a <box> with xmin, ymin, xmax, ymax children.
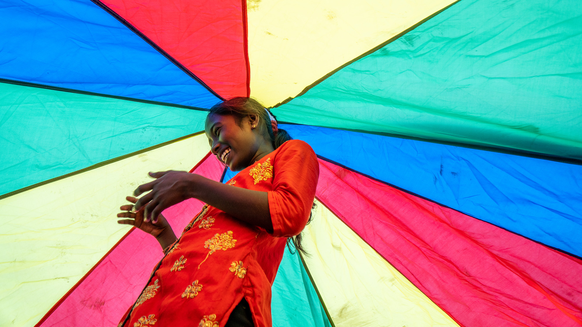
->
<box><xmin>0</xmin><ymin>0</ymin><xmax>581</xmax><ymax>326</ymax></box>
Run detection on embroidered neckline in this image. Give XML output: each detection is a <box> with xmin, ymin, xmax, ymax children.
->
<box><xmin>249</xmin><ymin>158</ymin><xmax>273</xmax><ymax>184</ymax></box>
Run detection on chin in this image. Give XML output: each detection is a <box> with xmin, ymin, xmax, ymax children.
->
<box><xmin>228</xmin><ymin>162</ymin><xmax>242</xmax><ymax>172</ymax></box>
<box><xmin>229</xmin><ymin>157</ymin><xmax>251</xmax><ymax>172</ymax></box>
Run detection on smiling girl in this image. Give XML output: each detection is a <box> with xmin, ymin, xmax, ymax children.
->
<box><xmin>116</xmin><ymin>97</ymin><xmax>319</xmax><ymax>327</ymax></box>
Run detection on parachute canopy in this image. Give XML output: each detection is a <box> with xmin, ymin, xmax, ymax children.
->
<box><xmin>1</xmin><ymin>0</ymin><xmax>581</xmax><ymax>326</ymax></box>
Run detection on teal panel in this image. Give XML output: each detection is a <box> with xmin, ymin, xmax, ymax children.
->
<box><xmin>0</xmin><ymin>82</ymin><xmax>208</xmax><ymax>196</ymax></box>
<box><xmin>274</xmin><ymin>0</ymin><xmax>582</xmax><ymax>160</ymax></box>
<box><xmin>272</xmin><ymin>246</ymin><xmax>333</xmax><ymax>327</ymax></box>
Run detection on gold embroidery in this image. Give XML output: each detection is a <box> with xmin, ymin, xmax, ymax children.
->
<box><xmin>199</xmin><ymin>314</ymin><xmax>219</xmax><ymax>327</ymax></box>
<box><xmin>185</xmin><ymin>205</ymin><xmax>209</xmax><ymax>231</ymax></box>
<box><xmin>134</xmin><ymin>314</ymin><xmax>157</xmax><ymax>327</ymax></box>
<box><xmin>249</xmin><ymin>158</ymin><xmax>273</xmax><ymax>184</ymax></box>
<box><xmin>229</xmin><ymin>261</ymin><xmax>247</xmax><ymax>279</ymax></box>
<box><xmin>204</xmin><ymin>231</ymin><xmax>237</xmax><ymax>255</ymax></box>
<box><xmin>198</xmin><ymin>231</ymin><xmax>237</xmax><ymax>269</ymax></box>
<box><xmin>171</xmin><ymin>255</ymin><xmax>187</xmax><ymax>272</ymax></box>
<box><xmin>227</xmin><ymin>180</ymin><xmax>236</xmax><ymax>186</ymax></box>
<box><xmin>182</xmin><ymin>280</ymin><xmax>203</xmax><ymax>299</ymax></box>
<box><xmin>199</xmin><ymin>216</ymin><xmax>215</xmax><ymax>229</ymax></box>
<box><xmin>167</xmin><ymin>243</ymin><xmax>180</xmax><ymax>255</ymax></box>
<box><xmin>163</xmin><ymin>241</ymin><xmax>180</xmax><ymax>255</ymax></box>
<box><xmin>134</xmin><ymin>280</ymin><xmax>160</xmax><ymax>308</ymax></box>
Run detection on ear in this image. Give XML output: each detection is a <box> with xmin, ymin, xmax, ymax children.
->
<box><xmin>248</xmin><ymin>114</ymin><xmax>259</xmax><ymax>129</ymax></box>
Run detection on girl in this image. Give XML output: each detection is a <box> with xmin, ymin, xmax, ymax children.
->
<box><xmin>116</xmin><ymin>97</ymin><xmax>319</xmax><ymax>327</ymax></box>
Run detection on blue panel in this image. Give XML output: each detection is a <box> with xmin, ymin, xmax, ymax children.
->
<box><xmin>221</xmin><ymin>169</ymin><xmax>332</xmax><ymax>327</ymax></box>
<box><xmin>282</xmin><ymin>124</ymin><xmax>582</xmax><ymax>258</ymax></box>
<box><xmin>0</xmin><ymin>0</ymin><xmax>220</xmax><ymax>108</ymax></box>
<box><xmin>222</xmin><ymin>168</ymin><xmax>237</xmax><ymax>183</ymax></box>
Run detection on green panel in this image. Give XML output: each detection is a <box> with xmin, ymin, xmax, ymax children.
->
<box><xmin>274</xmin><ymin>0</ymin><xmax>582</xmax><ymax>160</ymax></box>
<box><xmin>0</xmin><ymin>82</ymin><xmax>209</xmax><ymax>195</ymax></box>
<box><xmin>272</xmin><ymin>246</ymin><xmax>332</xmax><ymax>327</ymax></box>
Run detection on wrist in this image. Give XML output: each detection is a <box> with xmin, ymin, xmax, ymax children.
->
<box><xmin>156</xmin><ymin>227</ymin><xmax>177</xmax><ymax>251</ymax></box>
<box><xmin>185</xmin><ymin>173</ymin><xmax>206</xmax><ymax>200</ymax></box>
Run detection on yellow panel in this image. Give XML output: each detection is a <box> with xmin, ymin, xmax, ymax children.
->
<box><xmin>0</xmin><ymin>134</ymin><xmax>211</xmax><ymax>327</ymax></box>
<box><xmin>247</xmin><ymin>0</ymin><xmax>457</xmax><ymax>107</ymax></box>
<box><xmin>302</xmin><ymin>200</ymin><xmax>458</xmax><ymax>326</ymax></box>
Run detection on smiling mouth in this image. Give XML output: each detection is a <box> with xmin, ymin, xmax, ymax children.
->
<box><xmin>220</xmin><ymin>148</ymin><xmax>231</xmax><ymax>163</ymax></box>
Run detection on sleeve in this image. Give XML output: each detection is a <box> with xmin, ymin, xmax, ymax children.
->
<box><xmin>268</xmin><ymin>140</ymin><xmax>319</xmax><ymax>237</ymax></box>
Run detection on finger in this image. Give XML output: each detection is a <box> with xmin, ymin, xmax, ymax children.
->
<box><xmin>134</xmin><ymin>192</ymin><xmax>154</xmax><ymax>211</ymax></box>
<box><xmin>117</xmin><ymin>212</ymin><xmax>136</xmax><ymax>218</ymax></box>
<box><xmin>152</xmin><ymin>212</ymin><xmax>165</xmax><ymax>225</ymax></box>
<box><xmin>120</xmin><ymin>204</ymin><xmax>134</xmax><ymax>211</ymax></box>
<box><xmin>149</xmin><ymin>171</ymin><xmax>169</xmax><ymax>178</ymax></box>
<box><xmin>134</xmin><ymin>180</ymin><xmax>157</xmax><ymax>197</ymax></box>
<box><xmin>144</xmin><ymin>199</ymin><xmax>160</xmax><ymax>222</ymax></box>
<box><xmin>117</xmin><ymin>219</ymin><xmax>136</xmax><ymax>226</ymax></box>
<box><xmin>151</xmin><ymin>206</ymin><xmax>163</xmax><ymax>224</ymax></box>
<box><xmin>125</xmin><ymin>196</ymin><xmax>138</xmax><ymax>204</ymax></box>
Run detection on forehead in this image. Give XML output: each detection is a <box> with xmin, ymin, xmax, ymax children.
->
<box><xmin>205</xmin><ymin>113</ymin><xmax>238</xmax><ymax>133</ymax></box>
<box><xmin>205</xmin><ymin>113</ymin><xmax>225</xmax><ymax>130</ymax></box>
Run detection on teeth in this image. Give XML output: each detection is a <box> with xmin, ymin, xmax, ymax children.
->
<box><xmin>221</xmin><ymin>148</ymin><xmax>231</xmax><ymax>163</ymax></box>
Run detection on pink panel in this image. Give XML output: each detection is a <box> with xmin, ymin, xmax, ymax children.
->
<box><xmin>38</xmin><ymin>153</ymin><xmax>224</xmax><ymax>326</ymax></box>
<box><xmin>316</xmin><ymin>159</ymin><xmax>582</xmax><ymax>327</ymax></box>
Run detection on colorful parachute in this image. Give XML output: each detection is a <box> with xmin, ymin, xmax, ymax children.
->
<box><xmin>1</xmin><ymin>0</ymin><xmax>581</xmax><ymax>326</ymax></box>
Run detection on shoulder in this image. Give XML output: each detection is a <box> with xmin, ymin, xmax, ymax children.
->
<box><xmin>275</xmin><ymin>139</ymin><xmax>316</xmax><ymax>156</ymax></box>
<box><xmin>271</xmin><ymin>140</ymin><xmax>318</xmax><ymax>171</ymax></box>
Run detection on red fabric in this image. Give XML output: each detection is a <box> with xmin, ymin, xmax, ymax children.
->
<box><xmin>37</xmin><ymin>153</ymin><xmax>224</xmax><ymax>326</ymax></box>
<box><xmin>316</xmin><ymin>159</ymin><xmax>582</xmax><ymax>327</ymax></box>
<box><xmin>120</xmin><ymin>140</ymin><xmax>318</xmax><ymax>327</ymax></box>
<box><xmin>98</xmin><ymin>0</ymin><xmax>249</xmax><ymax>99</ymax></box>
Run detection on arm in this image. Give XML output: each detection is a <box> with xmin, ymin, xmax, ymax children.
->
<box><xmin>190</xmin><ymin>176</ymin><xmax>273</xmax><ymax>232</ymax></box>
<box><xmin>133</xmin><ymin>172</ymin><xmax>273</xmax><ymax>232</ymax></box>
<box><xmin>134</xmin><ymin>141</ymin><xmax>318</xmax><ymax>236</ymax></box>
<box><xmin>266</xmin><ymin>141</ymin><xmax>319</xmax><ymax>237</ymax></box>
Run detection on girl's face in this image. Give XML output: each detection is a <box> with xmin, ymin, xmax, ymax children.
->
<box><xmin>205</xmin><ymin>113</ymin><xmax>264</xmax><ymax>171</ymax></box>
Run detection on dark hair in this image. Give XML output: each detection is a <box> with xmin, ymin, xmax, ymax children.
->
<box><xmin>209</xmin><ymin>97</ymin><xmax>311</xmax><ymax>255</ymax></box>
<box><xmin>209</xmin><ymin>97</ymin><xmax>291</xmax><ymax>149</ymax></box>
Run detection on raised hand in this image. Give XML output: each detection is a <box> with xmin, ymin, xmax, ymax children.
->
<box><xmin>117</xmin><ymin>196</ymin><xmax>170</xmax><ymax>238</ymax></box>
<box><xmin>133</xmin><ymin>170</ymin><xmax>198</xmax><ymax>222</ymax></box>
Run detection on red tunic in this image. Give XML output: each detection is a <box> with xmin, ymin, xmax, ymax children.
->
<box><xmin>119</xmin><ymin>140</ymin><xmax>319</xmax><ymax>327</ymax></box>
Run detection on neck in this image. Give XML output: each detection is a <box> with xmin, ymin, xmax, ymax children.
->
<box><xmin>250</xmin><ymin>139</ymin><xmax>275</xmax><ymax>164</ymax></box>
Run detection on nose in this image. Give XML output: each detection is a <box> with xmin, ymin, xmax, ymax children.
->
<box><xmin>211</xmin><ymin>141</ymin><xmax>220</xmax><ymax>155</ymax></box>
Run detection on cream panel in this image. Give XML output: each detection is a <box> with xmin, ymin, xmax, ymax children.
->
<box><xmin>0</xmin><ymin>134</ymin><xmax>211</xmax><ymax>327</ymax></box>
<box><xmin>247</xmin><ymin>0</ymin><xmax>457</xmax><ymax>107</ymax></box>
<box><xmin>302</xmin><ymin>200</ymin><xmax>458</xmax><ymax>326</ymax></box>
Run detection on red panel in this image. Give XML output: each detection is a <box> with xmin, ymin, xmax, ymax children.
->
<box><xmin>38</xmin><ymin>153</ymin><xmax>224</xmax><ymax>326</ymax></box>
<box><xmin>96</xmin><ymin>0</ymin><xmax>249</xmax><ymax>99</ymax></box>
<box><xmin>316</xmin><ymin>159</ymin><xmax>582</xmax><ymax>327</ymax></box>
